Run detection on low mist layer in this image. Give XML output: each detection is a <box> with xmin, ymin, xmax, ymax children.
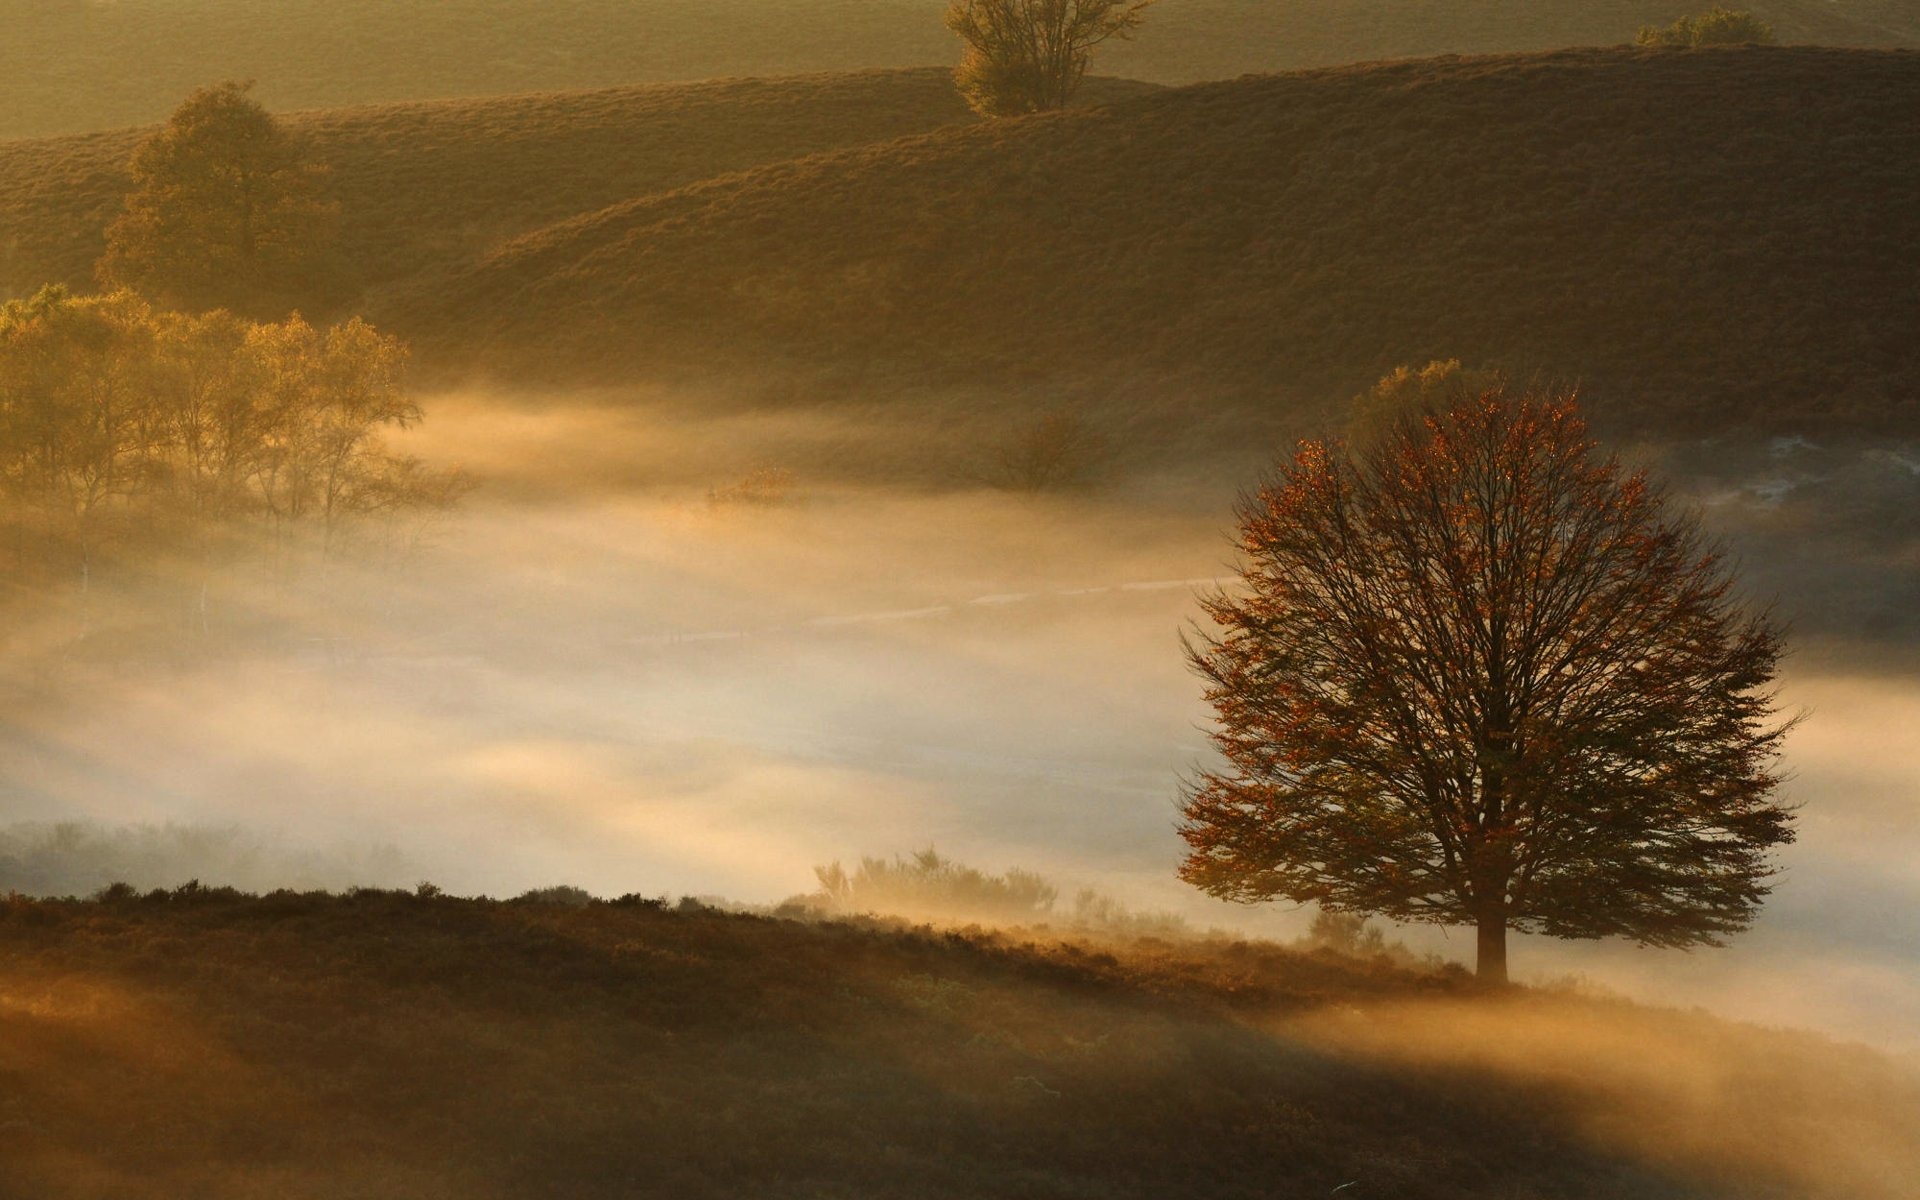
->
<box><xmin>3</xmin><ymin>386</ymin><xmax>1919</xmax><ymax>1056</ymax></box>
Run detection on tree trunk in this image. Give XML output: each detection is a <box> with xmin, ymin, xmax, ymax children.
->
<box><xmin>1475</xmin><ymin>909</ymin><xmax>1509</xmax><ymax>985</ymax></box>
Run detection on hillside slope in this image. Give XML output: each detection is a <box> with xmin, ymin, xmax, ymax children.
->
<box><xmin>0</xmin><ymin>69</ymin><xmax>1151</xmax><ymax>310</ymax></box>
<box><xmin>2</xmin><ymin>889</ymin><xmax>1916</xmax><ymax>1199</ymax></box>
<box><xmin>3</xmin><ymin>0</ymin><xmax>1917</xmax><ymax>138</ymax></box>
<box><xmin>408</xmin><ymin>46</ymin><xmax>1920</xmax><ymax>434</ymax></box>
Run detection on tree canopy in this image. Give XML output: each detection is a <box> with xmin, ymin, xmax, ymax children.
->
<box><xmin>0</xmin><ymin>287</ymin><xmax>462</xmax><ymax>621</ymax></box>
<box><xmin>1179</xmin><ymin>382</ymin><xmax>1795</xmax><ymax>983</ymax></box>
<box><xmin>98</xmin><ymin>81</ymin><xmax>336</xmax><ymax>316</ymax></box>
<box><xmin>944</xmin><ymin>0</ymin><xmax>1154</xmax><ymax>117</ymax></box>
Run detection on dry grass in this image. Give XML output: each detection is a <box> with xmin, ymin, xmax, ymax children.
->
<box><xmin>2</xmin><ymin>0</ymin><xmax>1915</xmax><ymax>138</ymax></box>
<box><xmin>0</xmin><ymin>69</ymin><xmax>1151</xmax><ymax>314</ymax></box>
<box><xmin>9</xmin><ymin>887</ymin><xmax>1913</xmax><ymax>1199</ymax></box>
<box><xmin>407</xmin><ymin>46</ymin><xmax>1920</xmax><ymax>435</ymax></box>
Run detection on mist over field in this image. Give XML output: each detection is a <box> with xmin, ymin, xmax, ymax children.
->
<box><xmin>4</xmin><ymin>6</ymin><xmax>1919</xmax><ymax>1195</ymax></box>
<box><xmin>4</xmin><ymin>387</ymin><xmax>1918</xmax><ymax>1057</ymax></box>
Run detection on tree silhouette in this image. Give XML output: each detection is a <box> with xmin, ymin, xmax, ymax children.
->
<box><xmin>944</xmin><ymin>0</ymin><xmax>1153</xmax><ymax>117</ymax></box>
<box><xmin>1180</xmin><ymin>382</ymin><xmax>1795</xmax><ymax>983</ymax></box>
<box><xmin>99</xmin><ymin>81</ymin><xmax>335</xmax><ymax>316</ymax></box>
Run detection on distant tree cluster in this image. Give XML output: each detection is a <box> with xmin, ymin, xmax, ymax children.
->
<box><xmin>801</xmin><ymin>848</ymin><xmax>1191</xmax><ymax>938</ymax></box>
<box><xmin>812</xmin><ymin>849</ymin><xmax>1059</xmax><ymax>923</ymax></box>
<box><xmin>1637</xmin><ymin>7</ymin><xmax>1777</xmax><ymax>47</ymax></box>
<box><xmin>99</xmin><ymin>80</ymin><xmax>336</xmax><ymax>318</ymax></box>
<box><xmin>945</xmin><ymin>0</ymin><xmax>1153</xmax><ymax>116</ymax></box>
<box><xmin>0</xmin><ymin>288</ymin><xmax>462</xmax><ymax>612</ymax></box>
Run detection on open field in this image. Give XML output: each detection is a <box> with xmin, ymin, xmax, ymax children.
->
<box><xmin>2</xmin><ymin>889</ymin><xmax>1917</xmax><ymax>1199</ymax></box>
<box><xmin>4</xmin><ymin>10</ymin><xmax>1920</xmax><ymax>1196</ymax></box>
<box><xmin>2</xmin><ymin>0</ymin><xmax>1917</xmax><ymax>138</ymax></box>
<box><xmin>405</xmin><ymin>46</ymin><xmax>1920</xmax><ymax>435</ymax></box>
<box><xmin>9</xmin><ymin>49</ymin><xmax>1910</xmax><ymax>434</ymax></box>
<box><xmin>0</xmin><ymin>69</ymin><xmax>1149</xmax><ymax>314</ymax></box>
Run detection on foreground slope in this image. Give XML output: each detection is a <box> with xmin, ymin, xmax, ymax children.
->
<box><xmin>0</xmin><ymin>69</ymin><xmax>1149</xmax><ymax>310</ymax></box>
<box><xmin>3</xmin><ymin>0</ymin><xmax>1917</xmax><ymax>138</ymax></box>
<box><xmin>2</xmin><ymin>889</ymin><xmax>1916</xmax><ymax>1199</ymax></box>
<box><xmin>413</xmin><ymin>46</ymin><xmax>1920</xmax><ymax>433</ymax></box>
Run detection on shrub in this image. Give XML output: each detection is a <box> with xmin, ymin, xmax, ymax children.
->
<box><xmin>706</xmin><ymin>466</ymin><xmax>800</xmax><ymax>507</ymax></box>
<box><xmin>516</xmin><ymin>884</ymin><xmax>596</xmax><ymax>906</ymax></box>
<box><xmin>1637</xmin><ymin>8</ymin><xmax>1776</xmax><ymax>47</ymax></box>
<box><xmin>979</xmin><ymin>411</ymin><xmax>1109</xmax><ymax>492</ymax></box>
<box><xmin>1305</xmin><ymin>910</ymin><xmax>1388</xmax><ymax>957</ymax></box>
<box><xmin>945</xmin><ymin>0</ymin><xmax>1154</xmax><ymax>117</ymax></box>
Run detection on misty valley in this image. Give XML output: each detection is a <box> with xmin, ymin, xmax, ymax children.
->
<box><xmin>3</xmin><ymin>2</ymin><xmax>1920</xmax><ymax>1198</ymax></box>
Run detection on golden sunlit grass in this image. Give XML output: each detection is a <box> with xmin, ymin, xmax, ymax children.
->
<box><xmin>1285</xmin><ymin>993</ymin><xmax>1920</xmax><ymax>1199</ymax></box>
<box><xmin>408</xmin><ymin>45</ymin><xmax>1920</xmax><ymax>436</ymax></box>
<box><xmin>2</xmin><ymin>888</ymin><xmax>1915</xmax><ymax>1199</ymax></box>
<box><xmin>0</xmin><ymin>69</ymin><xmax>1153</xmax><ymax>315</ymax></box>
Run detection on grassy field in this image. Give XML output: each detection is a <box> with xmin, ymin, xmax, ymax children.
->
<box><xmin>3</xmin><ymin>0</ymin><xmax>1917</xmax><ymax>138</ymax></box>
<box><xmin>403</xmin><ymin>46</ymin><xmax>1920</xmax><ymax>435</ymax></box>
<box><xmin>2</xmin><ymin>888</ymin><xmax>1916</xmax><ymax>1199</ymax></box>
<box><xmin>0</xmin><ymin>68</ymin><xmax>1153</xmax><ymax>314</ymax></box>
<box><xmin>4</xmin><ymin>47</ymin><xmax>1914</xmax><ymax>433</ymax></box>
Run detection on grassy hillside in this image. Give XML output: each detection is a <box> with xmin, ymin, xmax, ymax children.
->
<box><xmin>3</xmin><ymin>0</ymin><xmax>1917</xmax><ymax>139</ymax></box>
<box><xmin>0</xmin><ymin>69</ymin><xmax>1150</xmax><ymax>311</ymax></box>
<box><xmin>2</xmin><ymin>888</ymin><xmax>1916</xmax><ymax>1199</ymax></box>
<box><xmin>409</xmin><ymin>46</ymin><xmax>1920</xmax><ymax>434</ymax></box>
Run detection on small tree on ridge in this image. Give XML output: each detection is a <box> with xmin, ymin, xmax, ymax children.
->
<box><xmin>1179</xmin><ymin>381</ymin><xmax>1795</xmax><ymax>983</ymax></box>
<box><xmin>945</xmin><ymin>0</ymin><xmax>1154</xmax><ymax>117</ymax></box>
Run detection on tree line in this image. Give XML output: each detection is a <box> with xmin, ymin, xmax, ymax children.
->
<box><xmin>0</xmin><ymin>287</ymin><xmax>462</xmax><ymax>621</ymax></box>
<box><xmin>0</xmin><ymin>80</ymin><xmax>462</xmax><ymax>642</ymax></box>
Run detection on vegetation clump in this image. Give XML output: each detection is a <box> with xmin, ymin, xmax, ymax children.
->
<box><xmin>99</xmin><ymin>81</ymin><xmax>337</xmax><ymax>317</ymax></box>
<box><xmin>1637</xmin><ymin>7</ymin><xmax>1777</xmax><ymax>46</ymax></box>
<box><xmin>800</xmin><ymin>848</ymin><xmax>1192</xmax><ymax>938</ymax></box>
<box><xmin>706</xmin><ymin>466</ymin><xmax>800</xmax><ymax>507</ymax></box>
<box><xmin>945</xmin><ymin>0</ymin><xmax>1155</xmax><ymax>116</ymax></box>
<box><xmin>0</xmin><ymin>287</ymin><xmax>464</xmax><ymax>626</ymax></box>
<box><xmin>515</xmin><ymin>884</ymin><xmax>596</xmax><ymax>906</ymax></box>
<box><xmin>979</xmin><ymin>410</ymin><xmax>1110</xmax><ymax>492</ymax></box>
<box><xmin>809</xmin><ymin>848</ymin><xmax>1061</xmax><ymax>923</ymax></box>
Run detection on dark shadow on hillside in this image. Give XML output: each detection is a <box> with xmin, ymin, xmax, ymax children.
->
<box><xmin>0</xmin><ymin>888</ymin><xmax>1846</xmax><ymax>1199</ymax></box>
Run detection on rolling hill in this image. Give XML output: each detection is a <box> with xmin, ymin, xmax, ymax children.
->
<box><xmin>0</xmin><ymin>70</ymin><xmax>1153</xmax><ymax>313</ymax></box>
<box><xmin>3</xmin><ymin>0</ymin><xmax>1918</xmax><ymax>139</ymax></box>
<box><xmin>2</xmin><ymin>887</ymin><xmax>1916</xmax><ymax>1199</ymax></box>
<box><xmin>404</xmin><ymin>46</ymin><xmax>1920</xmax><ymax>434</ymax></box>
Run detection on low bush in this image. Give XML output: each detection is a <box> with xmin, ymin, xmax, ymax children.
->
<box><xmin>1637</xmin><ymin>7</ymin><xmax>1777</xmax><ymax>46</ymax></box>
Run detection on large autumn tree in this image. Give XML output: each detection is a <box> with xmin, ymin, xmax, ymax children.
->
<box><xmin>98</xmin><ymin>81</ymin><xmax>335</xmax><ymax>316</ymax></box>
<box><xmin>1179</xmin><ymin>382</ymin><xmax>1795</xmax><ymax>983</ymax></box>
